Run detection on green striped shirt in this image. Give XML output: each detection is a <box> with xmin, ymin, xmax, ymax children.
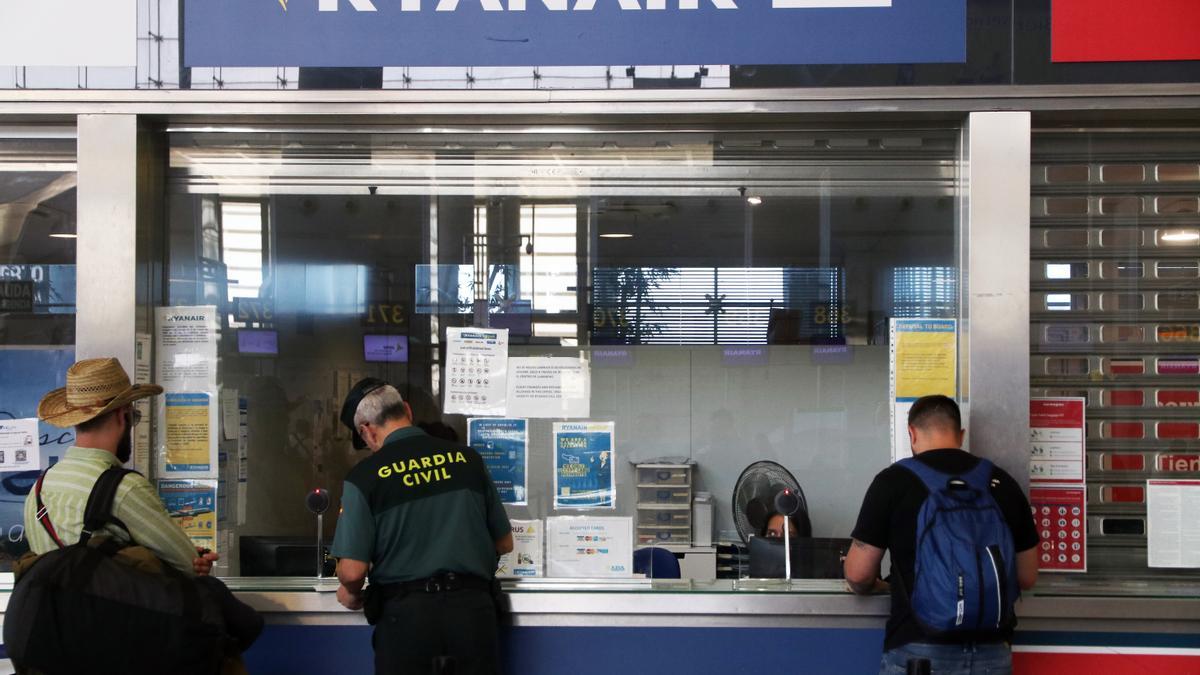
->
<box><xmin>23</xmin><ymin>446</ymin><xmax>198</xmax><ymax>575</ymax></box>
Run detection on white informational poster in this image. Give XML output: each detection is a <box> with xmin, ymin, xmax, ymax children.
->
<box><xmin>546</xmin><ymin>516</ymin><xmax>633</xmax><ymax>578</ymax></box>
<box><xmin>236</xmin><ymin>398</ymin><xmax>249</xmax><ymax>526</ymax></box>
<box><xmin>133</xmin><ymin>332</ymin><xmax>153</xmax><ymax>473</ymax></box>
<box><xmin>0</xmin><ymin>418</ymin><xmax>40</xmax><ymax>471</ymax></box>
<box><xmin>889</xmin><ymin>319</ymin><xmax>957</xmax><ymax>463</ymax></box>
<box><xmin>220</xmin><ymin>389</ymin><xmax>239</xmax><ymax>441</ymax></box>
<box><xmin>507</xmin><ymin>357</ymin><xmax>591</xmax><ymax>419</ymax></box>
<box><xmin>554</xmin><ymin>422</ymin><xmax>616</xmax><ymax>510</ymax></box>
<box><xmin>444</xmin><ymin>327</ymin><xmax>509</xmax><ymax>416</ymax></box>
<box><xmin>0</xmin><ymin>0</ymin><xmax>136</xmax><ymax>67</ymax></box>
<box><xmin>1147</xmin><ymin>480</ymin><xmax>1200</xmax><ymax>569</ymax></box>
<box><xmin>1029</xmin><ymin>398</ymin><xmax>1086</xmax><ymax>484</ymax></box>
<box><xmin>156</xmin><ymin>306</ymin><xmax>219</xmax><ymax>479</ymax></box>
<box><xmin>497</xmin><ymin>519</ymin><xmax>544</xmax><ymax>578</ymax></box>
<box><xmin>156</xmin><ymin>306</ymin><xmax>218</xmax><ymax>393</ymax></box>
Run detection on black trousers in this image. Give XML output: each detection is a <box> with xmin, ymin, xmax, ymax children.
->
<box><xmin>373</xmin><ymin>587</ymin><xmax>501</xmax><ymax>675</ymax></box>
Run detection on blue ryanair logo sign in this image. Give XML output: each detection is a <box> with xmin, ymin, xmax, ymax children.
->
<box><xmin>185</xmin><ymin>0</ymin><xmax>965</xmax><ymax>67</ymax></box>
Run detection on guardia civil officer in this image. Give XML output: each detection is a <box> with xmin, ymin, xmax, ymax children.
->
<box><xmin>333</xmin><ymin>378</ymin><xmax>513</xmax><ymax>675</ymax></box>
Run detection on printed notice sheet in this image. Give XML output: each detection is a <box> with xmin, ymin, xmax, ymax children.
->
<box><xmin>507</xmin><ymin>357</ymin><xmax>591</xmax><ymax>419</ymax></box>
<box><xmin>156</xmin><ymin>306</ymin><xmax>219</xmax><ymax>479</ymax></box>
<box><xmin>546</xmin><ymin>516</ymin><xmax>632</xmax><ymax>578</ymax></box>
<box><xmin>159</xmin><ymin>479</ymin><xmax>218</xmax><ymax>553</ymax></box>
<box><xmin>554</xmin><ymin>422</ymin><xmax>615</xmax><ymax>510</ymax></box>
<box><xmin>444</xmin><ymin>327</ymin><xmax>508</xmax><ymax>416</ymax></box>
<box><xmin>156</xmin><ymin>306</ymin><xmax>218</xmax><ymax>393</ymax></box>
<box><xmin>0</xmin><ymin>418</ymin><xmax>39</xmax><ymax>471</ymax></box>
<box><xmin>497</xmin><ymin>519</ymin><xmax>543</xmax><ymax>578</ymax></box>
<box><xmin>1147</xmin><ymin>480</ymin><xmax>1200</xmax><ymax>568</ymax></box>
<box><xmin>468</xmin><ymin>418</ymin><xmax>528</xmax><ymax>505</ymax></box>
<box><xmin>889</xmin><ymin>319</ymin><xmax>957</xmax><ymax>462</ymax></box>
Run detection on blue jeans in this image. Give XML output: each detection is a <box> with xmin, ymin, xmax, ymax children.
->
<box><xmin>879</xmin><ymin>642</ymin><xmax>1012</xmax><ymax>675</ymax></box>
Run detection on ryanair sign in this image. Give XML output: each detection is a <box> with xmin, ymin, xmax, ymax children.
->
<box><xmin>185</xmin><ymin>0</ymin><xmax>965</xmax><ymax>67</ymax></box>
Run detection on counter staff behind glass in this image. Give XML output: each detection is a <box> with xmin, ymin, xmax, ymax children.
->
<box><xmin>332</xmin><ymin>378</ymin><xmax>514</xmax><ymax>675</ymax></box>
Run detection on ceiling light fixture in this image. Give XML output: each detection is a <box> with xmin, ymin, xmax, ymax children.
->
<box><xmin>1161</xmin><ymin>230</ymin><xmax>1200</xmax><ymax>243</ymax></box>
<box><xmin>599</xmin><ymin>233</ymin><xmax>634</xmax><ymax>239</ymax></box>
<box><xmin>49</xmin><ymin>233</ymin><xmax>77</xmax><ymax>239</ymax></box>
<box><xmin>746</xmin><ymin>196</ymin><xmax>763</xmax><ymax>206</ymax></box>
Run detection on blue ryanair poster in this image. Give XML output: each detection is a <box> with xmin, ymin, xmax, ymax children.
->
<box><xmin>468</xmin><ymin>417</ymin><xmax>528</xmax><ymax>505</ymax></box>
<box><xmin>554</xmin><ymin>422</ymin><xmax>615</xmax><ymax>510</ymax></box>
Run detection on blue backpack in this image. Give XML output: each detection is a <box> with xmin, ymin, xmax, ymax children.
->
<box><xmin>898</xmin><ymin>457</ymin><xmax>1019</xmax><ymax>637</ymax></box>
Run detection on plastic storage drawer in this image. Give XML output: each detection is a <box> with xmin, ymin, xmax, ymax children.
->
<box><xmin>637</xmin><ymin>508</ymin><xmax>691</xmax><ymax>528</ymax></box>
<box><xmin>637</xmin><ymin>527</ymin><xmax>691</xmax><ymax>545</ymax></box>
<box><xmin>637</xmin><ymin>486</ymin><xmax>691</xmax><ymax>506</ymax></box>
<box><xmin>636</xmin><ymin>465</ymin><xmax>692</xmax><ymax>487</ymax></box>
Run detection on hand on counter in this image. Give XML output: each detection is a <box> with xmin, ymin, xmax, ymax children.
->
<box><xmin>337</xmin><ymin>584</ymin><xmax>365</xmax><ymax>611</ymax></box>
<box><xmin>194</xmin><ymin>547</ymin><xmax>220</xmax><ymax>576</ymax></box>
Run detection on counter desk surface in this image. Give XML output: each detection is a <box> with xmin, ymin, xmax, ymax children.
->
<box><xmin>76</xmin><ymin>576</ymin><xmax>1194</xmax><ymax>634</ymax></box>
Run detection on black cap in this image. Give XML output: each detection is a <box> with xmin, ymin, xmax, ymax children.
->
<box><xmin>340</xmin><ymin>377</ymin><xmax>388</xmax><ymax>450</ymax></box>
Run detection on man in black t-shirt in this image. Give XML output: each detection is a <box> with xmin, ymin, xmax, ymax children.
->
<box><xmin>844</xmin><ymin>395</ymin><xmax>1039</xmax><ymax>675</ymax></box>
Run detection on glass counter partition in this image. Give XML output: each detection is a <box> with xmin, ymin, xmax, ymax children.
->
<box><xmin>154</xmin><ymin>124</ymin><xmax>960</xmax><ymax>582</ymax></box>
<box><xmin>0</xmin><ymin>129</ymin><xmax>77</xmax><ymax>572</ymax></box>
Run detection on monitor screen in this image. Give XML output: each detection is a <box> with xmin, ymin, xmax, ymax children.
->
<box><xmin>237</xmin><ymin>329</ymin><xmax>278</xmax><ymax>355</ymax></box>
<box><xmin>747</xmin><ymin>536</ymin><xmax>851</xmax><ymax>579</ymax></box>
<box><xmin>364</xmin><ymin>334</ymin><xmax>409</xmax><ymax>363</ymax></box>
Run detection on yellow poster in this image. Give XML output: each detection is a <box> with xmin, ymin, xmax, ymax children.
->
<box><xmin>164</xmin><ymin>393</ymin><xmax>212</xmax><ymax>472</ymax></box>
<box><xmin>893</xmin><ymin>319</ymin><xmax>958</xmax><ymax>400</ymax></box>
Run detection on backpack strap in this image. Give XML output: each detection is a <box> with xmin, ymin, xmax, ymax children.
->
<box><xmin>897</xmin><ymin>456</ymin><xmax>995</xmax><ymax>493</ymax></box>
<box><xmin>34</xmin><ymin>472</ymin><xmax>68</xmax><ymax>549</ymax></box>
<box><xmin>80</xmin><ymin>467</ymin><xmax>138</xmax><ymax>546</ymax></box>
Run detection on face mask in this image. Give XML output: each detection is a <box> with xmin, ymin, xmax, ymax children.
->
<box><xmin>116</xmin><ymin>423</ymin><xmax>133</xmax><ymax>464</ymax></box>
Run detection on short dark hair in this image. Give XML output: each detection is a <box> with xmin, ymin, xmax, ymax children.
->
<box><xmin>907</xmin><ymin>395</ymin><xmax>961</xmax><ymax>433</ymax></box>
<box><xmin>76</xmin><ymin>409</ymin><xmax>120</xmax><ymax>434</ymax></box>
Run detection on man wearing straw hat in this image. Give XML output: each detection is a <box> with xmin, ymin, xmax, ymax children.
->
<box><xmin>24</xmin><ymin>357</ymin><xmax>218</xmax><ymax>575</ymax></box>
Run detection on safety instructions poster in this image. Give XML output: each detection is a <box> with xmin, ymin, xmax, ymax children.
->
<box><xmin>444</xmin><ymin>327</ymin><xmax>508</xmax><ymax>417</ymax></box>
<box><xmin>156</xmin><ymin>306</ymin><xmax>219</xmax><ymax>479</ymax></box>
<box><xmin>1147</xmin><ymin>479</ymin><xmax>1200</xmax><ymax>569</ymax></box>
<box><xmin>468</xmin><ymin>417</ymin><xmax>528</xmax><ymax>505</ymax></box>
<box><xmin>889</xmin><ymin>319</ymin><xmax>957</xmax><ymax>462</ymax></box>
<box><xmin>1030</xmin><ymin>485</ymin><xmax>1087</xmax><ymax>573</ymax></box>
<box><xmin>497</xmin><ymin>519</ymin><xmax>543</xmax><ymax>578</ymax></box>
<box><xmin>159</xmin><ymin>479</ymin><xmax>218</xmax><ymax>553</ymax></box>
<box><xmin>554</xmin><ymin>422</ymin><xmax>615</xmax><ymax>510</ymax></box>
<box><xmin>546</xmin><ymin>517</ymin><xmax>632</xmax><ymax>578</ymax></box>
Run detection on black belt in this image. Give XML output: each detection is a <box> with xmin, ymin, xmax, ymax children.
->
<box><xmin>376</xmin><ymin>572</ymin><xmax>492</xmax><ymax>599</ymax></box>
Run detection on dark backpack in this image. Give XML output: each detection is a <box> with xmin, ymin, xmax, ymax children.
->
<box><xmin>897</xmin><ymin>457</ymin><xmax>1019</xmax><ymax>638</ymax></box>
<box><xmin>5</xmin><ymin>467</ymin><xmax>230</xmax><ymax>675</ymax></box>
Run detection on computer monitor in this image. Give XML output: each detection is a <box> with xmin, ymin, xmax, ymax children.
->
<box><xmin>237</xmin><ymin>329</ymin><xmax>278</xmax><ymax>356</ymax></box>
<box><xmin>747</xmin><ymin>536</ymin><xmax>851</xmax><ymax>579</ymax></box>
<box><xmin>239</xmin><ymin>535</ymin><xmax>334</xmax><ymax>577</ymax></box>
<box><xmin>363</xmin><ymin>334</ymin><xmax>409</xmax><ymax>363</ymax></box>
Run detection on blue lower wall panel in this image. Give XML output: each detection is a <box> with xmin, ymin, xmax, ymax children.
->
<box><xmin>242</xmin><ymin>625</ymin><xmax>885</xmax><ymax>674</ymax></box>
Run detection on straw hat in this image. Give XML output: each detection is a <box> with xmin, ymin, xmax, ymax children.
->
<box><xmin>38</xmin><ymin>357</ymin><xmax>163</xmax><ymax>428</ymax></box>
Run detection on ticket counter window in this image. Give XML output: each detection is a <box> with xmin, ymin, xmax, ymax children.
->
<box><xmin>157</xmin><ymin>126</ymin><xmax>959</xmax><ymax>582</ymax></box>
<box><xmin>0</xmin><ymin>131</ymin><xmax>77</xmax><ymax>571</ymax></box>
